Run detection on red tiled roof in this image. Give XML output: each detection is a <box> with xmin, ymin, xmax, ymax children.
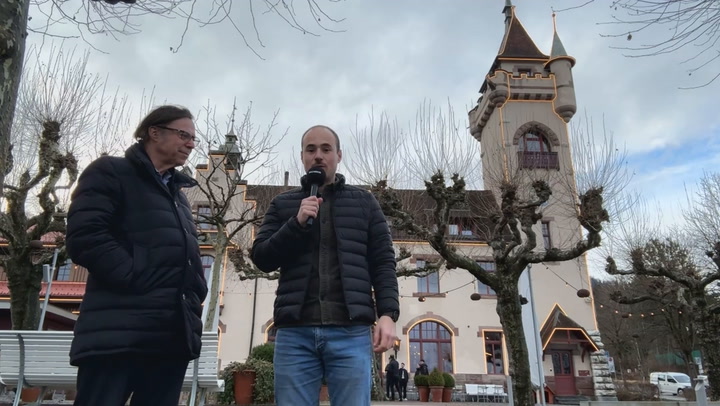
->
<box><xmin>0</xmin><ymin>281</ymin><xmax>85</xmax><ymax>298</ymax></box>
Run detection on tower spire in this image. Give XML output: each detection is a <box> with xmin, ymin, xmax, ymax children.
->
<box><xmin>548</xmin><ymin>13</ymin><xmax>574</xmax><ymax>65</ymax></box>
<box><xmin>227</xmin><ymin>97</ymin><xmax>237</xmax><ymax>137</ymax></box>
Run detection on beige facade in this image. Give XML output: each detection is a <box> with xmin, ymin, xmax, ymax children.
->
<box><xmin>187</xmin><ymin>2</ymin><xmax>615</xmax><ymax>401</ymax></box>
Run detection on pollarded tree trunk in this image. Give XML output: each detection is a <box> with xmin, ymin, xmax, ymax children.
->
<box><xmin>495</xmin><ymin>274</ymin><xmax>532</xmax><ymax>406</ymax></box>
<box><xmin>692</xmin><ymin>296</ymin><xmax>720</xmax><ymax>399</ymax></box>
<box><xmin>0</xmin><ymin>0</ymin><xmax>31</xmax><ymax>197</ymax></box>
<box><xmin>6</xmin><ymin>256</ymin><xmax>42</xmax><ymax>330</ymax></box>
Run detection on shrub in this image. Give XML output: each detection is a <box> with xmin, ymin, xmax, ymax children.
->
<box><xmin>428</xmin><ymin>368</ymin><xmax>445</xmax><ymax>387</ymax></box>
<box><xmin>443</xmin><ymin>372</ymin><xmax>455</xmax><ymax>388</ymax></box>
<box><xmin>614</xmin><ymin>381</ymin><xmax>658</xmax><ymax>401</ymax></box>
<box><xmin>414</xmin><ymin>374</ymin><xmax>429</xmax><ymax>387</ymax></box>
<box><xmin>249</xmin><ymin>342</ymin><xmax>275</xmax><ymax>364</ymax></box>
<box><xmin>248</xmin><ymin>358</ymin><xmax>274</xmax><ymax>404</ymax></box>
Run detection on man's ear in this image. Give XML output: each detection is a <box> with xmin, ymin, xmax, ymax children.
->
<box><xmin>337</xmin><ymin>149</ymin><xmax>342</xmax><ymax>163</ymax></box>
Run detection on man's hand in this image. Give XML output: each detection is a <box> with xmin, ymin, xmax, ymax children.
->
<box><xmin>296</xmin><ymin>196</ymin><xmax>323</xmax><ymax>226</ymax></box>
<box><xmin>373</xmin><ymin>315</ymin><xmax>397</xmax><ymax>353</ymax></box>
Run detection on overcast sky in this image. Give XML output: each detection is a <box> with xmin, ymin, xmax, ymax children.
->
<box><xmin>25</xmin><ymin>0</ymin><xmax>720</xmax><ymax>266</ymax></box>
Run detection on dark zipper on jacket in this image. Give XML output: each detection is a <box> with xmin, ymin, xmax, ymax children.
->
<box><xmin>330</xmin><ymin>190</ymin><xmax>354</xmax><ymax>321</ymax></box>
<box><xmin>149</xmin><ymin>170</ymin><xmax>195</xmax><ymax>354</ymax></box>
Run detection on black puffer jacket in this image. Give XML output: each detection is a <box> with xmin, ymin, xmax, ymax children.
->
<box><xmin>66</xmin><ymin>143</ymin><xmax>208</xmax><ymax>365</ymax></box>
<box><xmin>251</xmin><ymin>174</ymin><xmax>398</xmax><ymax>326</ymax></box>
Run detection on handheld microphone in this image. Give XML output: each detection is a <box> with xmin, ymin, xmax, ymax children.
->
<box><xmin>305</xmin><ymin>166</ymin><xmax>326</xmax><ymax>227</ymax></box>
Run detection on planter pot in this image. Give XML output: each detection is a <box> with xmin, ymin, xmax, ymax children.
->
<box><xmin>319</xmin><ymin>384</ymin><xmax>329</xmax><ymax>401</ymax></box>
<box><xmin>21</xmin><ymin>387</ymin><xmax>42</xmax><ymax>402</ymax></box>
<box><xmin>418</xmin><ymin>386</ymin><xmax>430</xmax><ymax>402</ymax></box>
<box><xmin>233</xmin><ymin>369</ymin><xmax>256</xmax><ymax>405</ymax></box>
<box><xmin>430</xmin><ymin>385</ymin><xmax>444</xmax><ymax>402</ymax></box>
<box><xmin>442</xmin><ymin>387</ymin><xmax>453</xmax><ymax>402</ymax></box>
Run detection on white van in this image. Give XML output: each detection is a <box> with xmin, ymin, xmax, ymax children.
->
<box><xmin>650</xmin><ymin>372</ymin><xmax>692</xmax><ymax>395</ymax></box>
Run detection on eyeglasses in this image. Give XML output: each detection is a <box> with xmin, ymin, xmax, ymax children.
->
<box><xmin>153</xmin><ymin>125</ymin><xmax>197</xmax><ymax>143</ymax></box>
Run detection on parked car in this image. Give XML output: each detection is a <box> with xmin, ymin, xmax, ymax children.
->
<box><xmin>650</xmin><ymin>372</ymin><xmax>693</xmax><ymax>396</ymax></box>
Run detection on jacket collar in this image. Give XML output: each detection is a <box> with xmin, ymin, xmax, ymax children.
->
<box><xmin>301</xmin><ymin>173</ymin><xmax>346</xmax><ymax>192</ymax></box>
<box><xmin>125</xmin><ymin>142</ymin><xmax>198</xmax><ymax>188</ymax></box>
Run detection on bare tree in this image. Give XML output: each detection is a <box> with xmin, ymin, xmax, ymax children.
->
<box><xmin>0</xmin><ymin>46</ymin><xmax>131</xmax><ymax>329</ymax></box>
<box><xmin>0</xmin><ymin>0</ymin><xmax>345</xmax><ymax>201</ymax></box>
<box><xmin>347</xmin><ymin>102</ymin><xmax>482</xmax><ymax>190</ymax></box>
<box><xmin>606</xmin><ymin>234</ymin><xmax>720</xmax><ymax>398</ymax></box>
<box><xmin>186</xmin><ymin>101</ymin><xmax>286</xmax><ymax>331</ymax></box>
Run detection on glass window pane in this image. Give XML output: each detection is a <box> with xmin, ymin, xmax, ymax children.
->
<box><xmin>424</xmin><ymin>342</ymin><xmax>439</xmax><ymax>372</ymax></box>
<box><xmin>410</xmin><ymin>342</ymin><xmax>421</xmax><ymax>372</ymax></box>
<box><xmin>428</xmin><ymin>272</ymin><xmax>439</xmax><ymax>294</ymax></box>
<box><xmin>410</xmin><ymin>326</ymin><xmax>420</xmax><ymax>339</ymax></box>
<box><xmin>552</xmin><ymin>353</ymin><xmax>561</xmax><ymax>372</ymax></box>
<box><xmin>562</xmin><ymin>353</ymin><xmax>572</xmax><ymax>374</ymax></box>
<box><xmin>56</xmin><ymin>260</ymin><xmax>72</xmax><ymax>281</ymax></box>
<box><xmin>441</xmin><ymin>342</ymin><xmax>453</xmax><ymax>373</ymax></box>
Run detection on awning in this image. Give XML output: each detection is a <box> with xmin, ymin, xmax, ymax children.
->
<box><xmin>540</xmin><ymin>304</ymin><xmax>599</xmax><ymax>352</ymax></box>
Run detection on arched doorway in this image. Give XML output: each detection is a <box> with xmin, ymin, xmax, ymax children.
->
<box><xmin>408</xmin><ymin>321</ymin><xmax>453</xmax><ymax>373</ymax></box>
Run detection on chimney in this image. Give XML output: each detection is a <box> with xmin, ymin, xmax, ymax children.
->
<box><xmin>284</xmin><ymin>171</ymin><xmax>289</xmax><ymax>186</ymax></box>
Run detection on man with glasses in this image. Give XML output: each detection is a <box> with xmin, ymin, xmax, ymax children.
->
<box><xmin>66</xmin><ymin>105</ymin><xmax>207</xmax><ymax>406</ymax></box>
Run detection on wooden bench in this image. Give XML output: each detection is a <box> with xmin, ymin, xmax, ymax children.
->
<box><xmin>0</xmin><ymin>330</ymin><xmax>223</xmax><ymax>406</ymax></box>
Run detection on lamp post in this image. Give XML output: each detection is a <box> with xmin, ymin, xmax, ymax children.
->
<box><xmin>393</xmin><ymin>339</ymin><xmax>401</xmax><ymax>359</ymax></box>
<box><xmin>38</xmin><ymin>248</ymin><xmax>60</xmax><ymax>330</ymax></box>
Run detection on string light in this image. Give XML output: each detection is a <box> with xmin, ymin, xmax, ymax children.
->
<box><xmin>400</xmin><ymin>279</ymin><xmax>477</xmax><ymax>300</ymax></box>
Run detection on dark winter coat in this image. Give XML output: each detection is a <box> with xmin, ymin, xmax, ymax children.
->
<box><xmin>66</xmin><ymin>143</ymin><xmax>208</xmax><ymax>365</ymax></box>
<box><xmin>251</xmin><ymin>174</ymin><xmax>398</xmax><ymax>327</ymax></box>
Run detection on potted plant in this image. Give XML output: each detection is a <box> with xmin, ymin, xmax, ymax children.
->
<box><xmin>218</xmin><ymin>361</ymin><xmax>254</xmax><ymax>405</ymax></box>
<box><xmin>217</xmin><ymin>350</ymin><xmax>275</xmax><ymax>405</ymax></box>
<box><xmin>442</xmin><ymin>372</ymin><xmax>455</xmax><ymax>402</ymax></box>
<box><xmin>414</xmin><ymin>374</ymin><xmax>430</xmax><ymax>402</ymax></box>
<box><xmin>428</xmin><ymin>368</ymin><xmax>445</xmax><ymax>403</ymax></box>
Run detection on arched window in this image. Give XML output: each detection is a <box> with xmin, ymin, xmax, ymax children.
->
<box><xmin>201</xmin><ymin>255</ymin><xmax>214</xmax><ymax>283</ymax></box>
<box><xmin>518</xmin><ymin>131</ymin><xmax>551</xmax><ymax>153</ymax></box>
<box><xmin>409</xmin><ymin>321</ymin><xmax>453</xmax><ymax>373</ymax></box>
<box><xmin>517</xmin><ymin>131</ymin><xmax>558</xmax><ymax>169</ymax></box>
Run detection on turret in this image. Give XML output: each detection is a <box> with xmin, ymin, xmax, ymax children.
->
<box><xmin>545</xmin><ymin>16</ymin><xmax>576</xmax><ymax>122</ymax></box>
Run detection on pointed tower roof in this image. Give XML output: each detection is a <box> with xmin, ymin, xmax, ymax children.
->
<box><xmin>496</xmin><ymin>5</ymin><xmax>549</xmax><ymax>60</ymax></box>
<box><xmin>546</xmin><ymin>14</ymin><xmax>576</xmax><ymax>67</ymax></box>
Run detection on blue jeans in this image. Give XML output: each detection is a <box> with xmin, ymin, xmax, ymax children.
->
<box><xmin>274</xmin><ymin>325</ymin><xmax>372</xmax><ymax>406</ymax></box>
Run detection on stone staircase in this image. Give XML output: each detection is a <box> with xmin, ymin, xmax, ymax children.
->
<box><xmin>555</xmin><ymin>395</ymin><xmax>592</xmax><ymax>405</ymax></box>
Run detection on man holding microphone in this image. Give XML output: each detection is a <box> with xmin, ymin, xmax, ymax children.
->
<box><xmin>252</xmin><ymin>125</ymin><xmax>399</xmax><ymax>406</ymax></box>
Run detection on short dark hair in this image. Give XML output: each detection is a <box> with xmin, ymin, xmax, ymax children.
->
<box><xmin>134</xmin><ymin>105</ymin><xmax>193</xmax><ymax>143</ymax></box>
<box><xmin>301</xmin><ymin>125</ymin><xmax>341</xmax><ymax>151</ymax></box>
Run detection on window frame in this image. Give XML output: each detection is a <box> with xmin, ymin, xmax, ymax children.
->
<box><xmin>475</xmin><ymin>261</ymin><xmax>497</xmax><ymax>296</ymax></box>
<box><xmin>196</xmin><ymin>204</ymin><xmax>217</xmax><ymax>231</ymax></box>
<box><xmin>416</xmin><ymin>260</ymin><xmax>440</xmax><ymax>295</ymax></box>
<box><xmin>409</xmin><ymin>321</ymin><xmax>454</xmax><ymax>373</ymax></box>
<box><xmin>483</xmin><ymin>330</ymin><xmax>506</xmax><ymax>375</ymax></box>
<box><xmin>541</xmin><ymin>221</ymin><xmax>552</xmax><ymax>249</ymax></box>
